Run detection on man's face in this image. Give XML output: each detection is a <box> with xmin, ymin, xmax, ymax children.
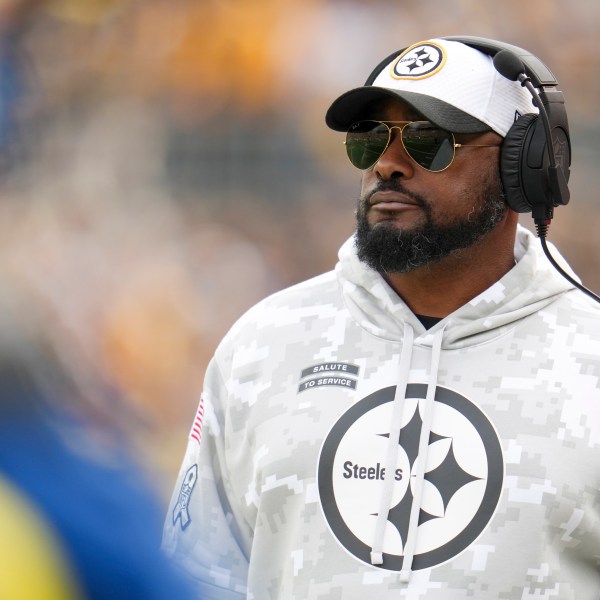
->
<box><xmin>355</xmin><ymin>99</ymin><xmax>506</xmax><ymax>273</ymax></box>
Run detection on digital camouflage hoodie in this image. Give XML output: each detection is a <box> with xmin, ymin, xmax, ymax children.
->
<box><xmin>163</xmin><ymin>225</ymin><xmax>600</xmax><ymax>599</ymax></box>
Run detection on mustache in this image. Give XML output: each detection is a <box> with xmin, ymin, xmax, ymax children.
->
<box><xmin>362</xmin><ymin>181</ymin><xmax>427</xmax><ymax>207</ymax></box>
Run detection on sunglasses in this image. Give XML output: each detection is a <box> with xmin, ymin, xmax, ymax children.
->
<box><xmin>345</xmin><ymin>120</ymin><xmax>500</xmax><ymax>172</ymax></box>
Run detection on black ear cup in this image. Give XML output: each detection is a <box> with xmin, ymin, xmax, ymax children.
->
<box><xmin>500</xmin><ymin>111</ymin><xmax>570</xmax><ymax>215</ymax></box>
<box><xmin>500</xmin><ymin>114</ymin><xmax>540</xmax><ymax>213</ymax></box>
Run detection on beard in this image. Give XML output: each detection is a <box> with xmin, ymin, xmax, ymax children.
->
<box><xmin>355</xmin><ymin>169</ymin><xmax>507</xmax><ymax>274</ymax></box>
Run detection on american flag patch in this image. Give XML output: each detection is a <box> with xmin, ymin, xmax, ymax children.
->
<box><xmin>189</xmin><ymin>395</ymin><xmax>205</xmax><ymax>445</ymax></box>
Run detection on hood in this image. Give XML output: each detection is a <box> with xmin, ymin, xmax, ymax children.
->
<box><xmin>336</xmin><ymin>225</ymin><xmax>575</xmax><ymax>349</ymax></box>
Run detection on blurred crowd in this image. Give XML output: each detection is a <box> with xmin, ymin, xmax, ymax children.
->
<box><xmin>1</xmin><ymin>0</ymin><xmax>599</xmax><ymax>499</ymax></box>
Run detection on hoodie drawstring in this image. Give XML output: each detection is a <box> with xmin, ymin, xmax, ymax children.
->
<box><xmin>369</xmin><ymin>322</ymin><xmax>446</xmax><ymax>584</ymax></box>
<box><xmin>370</xmin><ymin>322</ymin><xmax>414</xmax><ymax>566</ymax></box>
<box><xmin>399</xmin><ymin>324</ymin><xmax>445</xmax><ymax>581</ymax></box>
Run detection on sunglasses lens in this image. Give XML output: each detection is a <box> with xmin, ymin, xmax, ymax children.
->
<box><xmin>345</xmin><ymin>121</ymin><xmax>455</xmax><ymax>172</ymax></box>
<box><xmin>402</xmin><ymin>122</ymin><xmax>455</xmax><ymax>172</ymax></box>
<box><xmin>345</xmin><ymin>121</ymin><xmax>390</xmax><ymax>170</ymax></box>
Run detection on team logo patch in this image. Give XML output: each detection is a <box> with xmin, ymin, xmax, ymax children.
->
<box><xmin>298</xmin><ymin>362</ymin><xmax>360</xmax><ymax>393</ymax></box>
<box><xmin>391</xmin><ymin>42</ymin><xmax>446</xmax><ymax>80</ymax></box>
<box><xmin>173</xmin><ymin>464</ymin><xmax>198</xmax><ymax>530</ymax></box>
<box><xmin>317</xmin><ymin>384</ymin><xmax>503</xmax><ymax>571</ymax></box>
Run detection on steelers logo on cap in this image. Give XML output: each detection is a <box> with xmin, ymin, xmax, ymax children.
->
<box><xmin>391</xmin><ymin>41</ymin><xmax>446</xmax><ymax>80</ymax></box>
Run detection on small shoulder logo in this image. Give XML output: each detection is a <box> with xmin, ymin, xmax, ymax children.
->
<box><xmin>553</xmin><ymin>133</ymin><xmax>569</xmax><ymax>172</ymax></box>
<box><xmin>391</xmin><ymin>41</ymin><xmax>446</xmax><ymax>80</ymax></box>
<box><xmin>172</xmin><ymin>464</ymin><xmax>198</xmax><ymax>530</ymax></box>
<box><xmin>298</xmin><ymin>362</ymin><xmax>360</xmax><ymax>393</ymax></box>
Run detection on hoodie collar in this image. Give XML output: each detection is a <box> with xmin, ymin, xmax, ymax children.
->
<box><xmin>336</xmin><ymin>225</ymin><xmax>574</xmax><ymax>349</ymax></box>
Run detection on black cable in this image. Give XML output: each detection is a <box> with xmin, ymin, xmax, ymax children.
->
<box><xmin>535</xmin><ymin>221</ymin><xmax>600</xmax><ymax>304</ymax></box>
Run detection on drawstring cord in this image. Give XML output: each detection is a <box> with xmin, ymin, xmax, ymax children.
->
<box><xmin>370</xmin><ymin>322</ymin><xmax>414</xmax><ymax>565</ymax></box>
<box><xmin>368</xmin><ymin>322</ymin><xmax>446</xmax><ymax>583</ymax></box>
<box><xmin>399</xmin><ymin>325</ymin><xmax>446</xmax><ymax>581</ymax></box>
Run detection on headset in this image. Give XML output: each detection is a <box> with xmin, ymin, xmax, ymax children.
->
<box><xmin>364</xmin><ymin>36</ymin><xmax>600</xmax><ymax>304</ymax></box>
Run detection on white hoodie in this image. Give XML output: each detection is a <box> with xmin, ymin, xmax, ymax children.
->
<box><xmin>163</xmin><ymin>225</ymin><xmax>600</xmax><ymax>599</ymax></box>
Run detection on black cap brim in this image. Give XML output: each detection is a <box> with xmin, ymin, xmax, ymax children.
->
<box><xmin>325</xmin><ymin>87</ymin><xmax>490</xmax><ymax>134</ymax></box>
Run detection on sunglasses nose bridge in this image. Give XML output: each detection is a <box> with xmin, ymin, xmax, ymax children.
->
<box><xmin>382</xmin><ymin>123</ymin><xmax>412</xmax><ymax>162</ymax></box>
<box><xmin>374</xmin><ymin>123</ymin><xmax>417</xmax><ymax>175</ymax></box>
<box><xmin>386</xmin><ymin>123</ymin><xmax>406</xmax><ymax>141</ymax></box>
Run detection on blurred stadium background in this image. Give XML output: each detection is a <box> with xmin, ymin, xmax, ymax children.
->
<box><xmin>1</xmin><ymin>0</ymin><xmax>598</xmax><ymax>501</ymax></box>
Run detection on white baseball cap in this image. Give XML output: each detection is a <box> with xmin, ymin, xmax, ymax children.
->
<box><xmin>325</xmin><ymin>38</ymin><xmax>538</xmax><ymax>137</ymax></box>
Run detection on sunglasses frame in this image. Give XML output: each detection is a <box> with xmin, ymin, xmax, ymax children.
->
<box><xmin>344</xmin><ymin>120</ymin><xmax>500</xmax><ymax>172</ymax></box>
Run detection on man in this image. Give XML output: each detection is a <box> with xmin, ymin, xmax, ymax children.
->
<box><xmin>163</xmin><ymin>37</ymin><xmax>600</xmax><ymax>599</ymax></box>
